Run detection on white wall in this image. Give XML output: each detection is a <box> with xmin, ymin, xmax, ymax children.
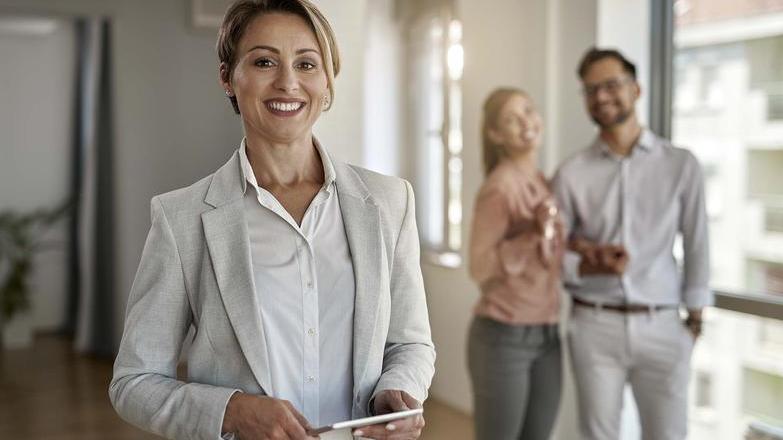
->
<box><xmin>548</xmin><ymin>0</ymin><xmax>602</xmax><ymax>165</ymax></box>
<box><xmin>314</xmin><ymin>0</ymin><xmax>367</xmax><ymax>166</ymax></box>
<box><xmin>0</xmin><ymin>18</ymin><xmax>75</xmax><ymax>330</ymax></box>
<box><xmin>597</xmin><ymin>0</ymin><xmax>651</xmax><ymax>126</ymax></box>
<box><xmin>361</xmin><ymin>0</ymin><xmax>402</xmax><ymax>177</ymax></box>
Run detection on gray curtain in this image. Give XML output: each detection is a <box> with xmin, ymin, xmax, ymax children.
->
<box><xmin>66</xmin><ymin>17</ymin><xmax>114</xmax><ymax>356</ymax></box>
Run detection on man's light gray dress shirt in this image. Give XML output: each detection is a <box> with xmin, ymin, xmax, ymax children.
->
<box><xmin>552</xmin><ymin>129</ymin><xmax>712</xmax><ymax>308</ymax></box>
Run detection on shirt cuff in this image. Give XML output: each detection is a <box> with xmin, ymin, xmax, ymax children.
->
<box><xmin>683</xmin><ymin>286</ymin><xmax>714</xmax><ymax>309</ymax></box>
<box><xmin>219</xmin><ymin>389</ymin><xmax>243</xmax><ymax>440</ymax></box>
<box><xmin>562</xmin><ymin>250</ymin><xmax>583</xmax><ymax>287</ymax></box>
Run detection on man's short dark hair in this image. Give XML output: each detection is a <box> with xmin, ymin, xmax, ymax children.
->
<box><xmin>577</xmin><ymin>47</ymin><xmax>637</xmax><ymax>80</ymax></box>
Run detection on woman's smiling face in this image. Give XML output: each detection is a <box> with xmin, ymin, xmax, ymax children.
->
<box><xmin>490</xmin><ymin>93</ymin><xmax>543</xmax><ymax>155</ymax></box>
<box><xmin>226</xmin><ymin>12</ymin><xmax>329</xmax><ymax>144</ymax></box>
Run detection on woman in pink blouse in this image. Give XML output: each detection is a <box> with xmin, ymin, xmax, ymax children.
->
<box><xmin>467</xmin><ymin>88</ymin><xmax>564</xmax><ymax>439</ymax></box>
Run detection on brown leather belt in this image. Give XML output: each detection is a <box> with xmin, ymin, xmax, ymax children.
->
<box><xmin>572</xmin><ymin>297</ymin><xmax>679</xmax><ymax>313</ymax></box>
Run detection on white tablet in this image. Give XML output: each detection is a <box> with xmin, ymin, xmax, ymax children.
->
<box><xmin>308</xmin><ymin>408</ymin><xmax>423</xmax><ymax>435</ymax></box>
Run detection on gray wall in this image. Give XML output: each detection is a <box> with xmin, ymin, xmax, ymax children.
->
<box><xmin>0</xmin><ymin>0</ymin><xmax>243</xmax><ymax>345</ymax></box>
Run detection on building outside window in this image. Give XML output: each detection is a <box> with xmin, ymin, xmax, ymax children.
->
<box><xmin>671</xmin><ymin>0</ymin><xmax>783</xmax><ymax>438</ymax></box>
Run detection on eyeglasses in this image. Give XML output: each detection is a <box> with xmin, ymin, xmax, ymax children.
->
<box><xmin>582</xmin><ymin>77</ymin><xmax>632</xmax><ymax>97</ymax></box>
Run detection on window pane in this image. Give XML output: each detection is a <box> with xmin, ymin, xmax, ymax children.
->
<box><xmin>673</xmin><ymin>2</ymin><xmax>783</xmax><ymax>438</ymax></box>
<box><xmin>689</xmin><ymin>308</ymin><xmax>783</xmax><ymax>439</ymax></box>
<box><xmin>409</xmin><ymin>16</ymin><xmax>445</xmax><ymax>249</ymax></box>
<box><xmin>406</xmin><ymin>10</ymin><xmax>463</xmax><ymax>257</ymax></box>
<box><xmin>673</xmin><ymin>0</ymin><xmax>783</xmax><ymax>299</ymax></box>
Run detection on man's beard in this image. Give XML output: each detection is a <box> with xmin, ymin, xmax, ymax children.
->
<box><xmin>591</xmin><ymin>105</ymin><xmax>632</xmax><ymax>129</ymax></box>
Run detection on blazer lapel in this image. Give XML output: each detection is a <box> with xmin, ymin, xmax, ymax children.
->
<box><xmin>334</xmin><ymin>160</ymin><xmax>383</xmax><ymax>396</ymax></box>
<box><xmin>202</xmin><ymin>152</ymin><xmax>273</xmax><ymax>395</ymax></box>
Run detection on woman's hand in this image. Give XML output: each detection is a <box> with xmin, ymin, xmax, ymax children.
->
<box><xmin>569</xmin><ymin>238</ymin><xmax>629</xmax><ymax>275</ymax></box>
<box><xmin>534</xmin><ymin>199</ymin><xmax>559</xmax><ymax>266</ymax></box>
<box><xmin>354</xmin><ymin>390</ymin><xmax>425</xmax><ymax>439</ymax></box>
<box><xmin>221</xmin><ymin>393</ymin><xmax>317</xmax><ymax>440</ymax></box>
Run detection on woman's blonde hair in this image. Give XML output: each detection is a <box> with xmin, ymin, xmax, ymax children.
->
<box><xmin>481</xmin><ymin>87</ymin><xmax>529</xmax><ymax>176</ymax></box>
<box><xmin>216</xmin><ymin>0</ymin><xmax>341</xmax><ymax>114</ymax></box>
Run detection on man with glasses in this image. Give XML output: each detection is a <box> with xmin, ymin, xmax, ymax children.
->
<box><xmin>552</xmin><ymin>47</ymin><xmax>712</xmax><ymax>439</ymax></box>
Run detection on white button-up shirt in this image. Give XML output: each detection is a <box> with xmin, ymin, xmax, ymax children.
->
<box><xmin>552</xmin><ymin>129</ymin><xmax>712</xmax><ymax>309</ymax></box>
<box><xmin>239</xmin><ymin>139</ymin><xmax>355</xmax><ymax>427</ymax></box>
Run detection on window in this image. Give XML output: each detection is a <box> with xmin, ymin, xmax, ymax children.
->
<box><xmin>743</xmin><ymin>368</ymin><xmax>783</xmax><ymax>424</ymax></box>
<box><xmin>760</xmin><ymin>318</ymin><xmax>783</xmax><ymax>354</ymax></box>
<box><xmin>664</xmin><ymin>1</ymin><xmax>783</xmax><ymax>438</ymax></box>
<box><xmin>672</xmin><ymin>0</ymin><xmax>783</xmax><ymax>299</ymax></box>
<box><xmin>403</xmin><ymin>1</ymin><xmax>463</xmax><ymax>267</ymax></box>
<box><xmin>687</xmin><ymin>308</ymin><xmax>783</xmax><ymax>438</ymax></box>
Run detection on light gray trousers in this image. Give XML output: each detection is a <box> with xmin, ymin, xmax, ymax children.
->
<box><xmin>468</xmin><ymin>317</ymin><xmax>562</xmax><ymax>440</ymax></box>
<box><xmin>568</xmin><ymin>306</ymin><xmax>693</xmax><ymax>440</ymax></box>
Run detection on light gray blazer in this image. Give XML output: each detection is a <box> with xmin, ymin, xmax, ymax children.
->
<box><xmin>109</xmin><ymin>150</ymin><xmax>436</xmax><ymax>440</ymax></box>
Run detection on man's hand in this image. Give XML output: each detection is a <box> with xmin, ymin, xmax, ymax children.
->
<box><xmin>598</xmin><ymin>244</ymin><xmax>629</xmax><ymax>274</ymax></box>
<box><xmin>570</xmin><ymin>238</ymin><xmax>629</xmax><ymax>275</ymax></box>
<box><xmin>221</xmin><ymin>392</ymin><xmax>316</xmax><ymax>440</ymax></box>
<box><xmin>685</xmin><ymin>308</ymin><xmax>704</xmax><ymax>340</ymax></box>
<box><xmin>355</xmin><ymin>390</ymin><xmax>424</xmax><ymax>439</ymax></box>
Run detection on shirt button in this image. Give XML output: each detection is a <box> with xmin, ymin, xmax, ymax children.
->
<box><xmin>306</xmin><ymin>281</ymin><xmax>313</xmax><ymax>289</ymax></box>
<box><xmin>308</xmin><ymin>328</ymin><xmax>316</xmax><ymax>335</ymax></box>
<box><xmin>307</xmin><ymin>376</ymin><xmax>315</xmax><ymax>382</ymax></box>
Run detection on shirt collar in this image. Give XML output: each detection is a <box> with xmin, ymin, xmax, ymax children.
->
<box><xmin>238</xmin><ymin>137</ymin><xmax>336</xmax><ymax>195</ymax></box>
<box><xmin>592</xmin><ymin>127</ymin><xmax>657</xmax><ymax>158</ymax></box>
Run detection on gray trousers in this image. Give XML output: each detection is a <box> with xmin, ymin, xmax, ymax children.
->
<box><xmin>468</xmin><ymin>317</ymin><xmax>562</xmax><ymax>440</ymax></box>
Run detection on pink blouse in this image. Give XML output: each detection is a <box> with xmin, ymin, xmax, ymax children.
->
<box><xmin>468</xmin><ymin>160</ymin><xmax>565</xmax><ymax>325</ymax></box>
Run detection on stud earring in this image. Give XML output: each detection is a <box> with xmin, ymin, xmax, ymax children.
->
<box><xmin>322</xmin><ymin>95</ymin><xmax>330</xmax><ymax>109</ymax></box>
<box><xmin>225</xmin><ymin>90</ymin><xmax>233</xmax><ymax>97</ymax></box>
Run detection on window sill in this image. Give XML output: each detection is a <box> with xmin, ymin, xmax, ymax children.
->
<box><xmin>714</xmin><ymin>290</ymin><xmax>783</xmax><ymax>321</ymax></box>
<box><xmin>422</xmin><ymin>250</ymin><xmax>462</xmax><ymax>269</ymax></box>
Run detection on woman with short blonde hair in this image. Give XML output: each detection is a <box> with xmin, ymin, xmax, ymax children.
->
<box><xmin>110</xmin><ymin>2</ymin><xmax>435</xmax><ymax>439</ymax></box>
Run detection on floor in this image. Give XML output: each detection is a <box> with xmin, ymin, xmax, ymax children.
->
<box><xmin>0</xmin><ymin>335</ymin><xmax>473</xmax><ymax>439</ymax></box>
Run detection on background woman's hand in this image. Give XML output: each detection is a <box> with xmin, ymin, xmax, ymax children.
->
<box><xmin>534</xmin><ymin>198</ymin><xmax>560</xmax><ymax>267</ymax></box>
<box><xmin>354</xmin><ymin>390</ymin><xmax>424</xmax><ymax>439</ymax></box>
<box><xmin>221</xmin><ymin>392</ymin><xmax>317</xmax><ymax>440</ymax></box>
<box><xmin>569</xmin><ymin>238</ymin><xmax>629</xmax><ymax>275</ymax></box>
